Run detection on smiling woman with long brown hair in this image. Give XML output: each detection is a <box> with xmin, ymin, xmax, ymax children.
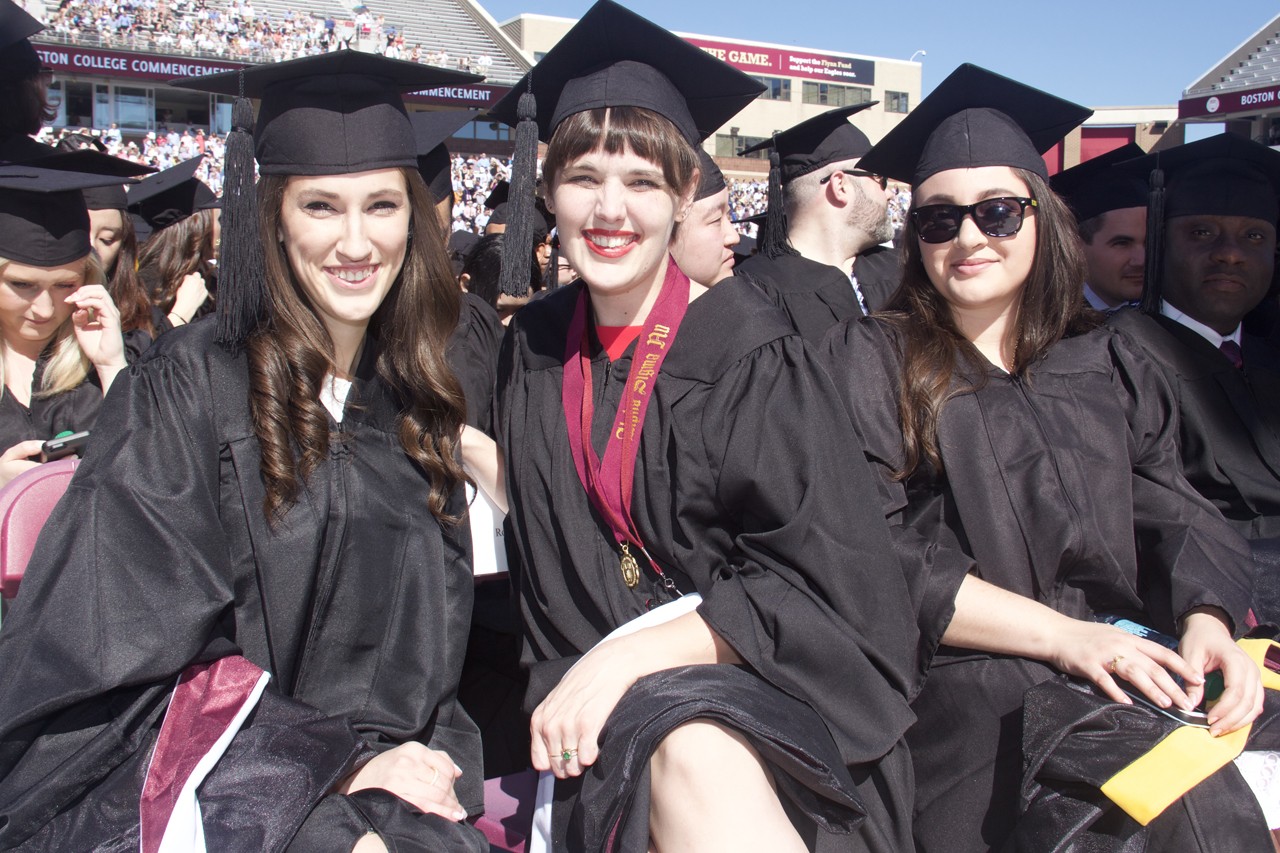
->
<box><xmin>0</xmin><ymin>52</ymin><xmax>491</xmax><ymax>852</ymax></box>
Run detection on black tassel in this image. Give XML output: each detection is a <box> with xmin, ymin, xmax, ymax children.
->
<box><xmin>545</xmin><ymin>240</ymin><xmax>561</xmax><ymax>291</ymax></box>
<box><xmin>760</xmin><ymin>148</ymin><xmax>796</xmax><ymax>259</ymax></box>
<box><xmin>214</xmin><ymin>91</ymin><xmax>267</xmax><ymax>353</ymax></box>
<box><xmin>1139</xmin><ymin>167</ymin><xmax>1165</xmax><ymax>315</ymax></box>
<box><xmin>499</xmin><ymin>89</ymin><xmax>540</xmax><ymax>297</ymax></box>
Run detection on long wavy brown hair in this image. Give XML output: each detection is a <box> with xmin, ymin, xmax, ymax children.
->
<box><xmin>881</xmin><ymin>168</ymin><xmax>1097</xmax><ymax>479</ymax></box>
<box><xmin>137</xmin><ymin>208</ymin><xmax>218</xmax><ymax>314</ymax></box>
<box><xmin>104</xmin><ymin>214</ymin><xmax>155</xmax><ymax>336</ymax></box>
<box><xmin>249</xmin><ymin>167</ymin><xmax>468</xmax><ymax>522</ymax></box>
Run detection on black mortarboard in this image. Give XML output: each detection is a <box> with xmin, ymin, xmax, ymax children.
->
<box><xmin>489</xmin><ymin>0</ymin><xmax>763</xmax><ymax>146</ymax></box>
<box><xmin>489</xmin><ymin>0</ymin><xmax>762</xmax><ymax>297</ymax></box>
<box><xmin>173</xmin><ymin>51</ymin><xmax>479</xmax><ymax>350</ymax></box>
<box><xmin>26</xmin><ymin>148</ymin><xmax>155</xmax><ymax>212</ymax></box>
<box><xmin>1050</xmin><ymin>143</ymin><xmax>1148</xmax><ymax>223</ymax></box>
<box><xmin>741</xmin><ymin>103</ymin><xmax>877</xmax><ymax>257</ymax></box>
<box><xmin>0</xmin><ymin>0</ymin><xmax>43</xmax><ymax>82</ymax></box>
<box><xmin>1123</xmin><ymin>133</ymin><xmax>1280</xmax><ymax>224</ymax></box>
<box><xmin>0</xmin><ymin>165</ymin><xmax>131</xmax><ymax>265</ymax></box>
<box><xmin>741</xmin><ymin>103</ymin><xmax>877</xmax><ymax>183</ymax></box>
<box><xmin>174</xmin><ymin>51</ymin><xmax>482</xmax><ymax>177</ymax></box>
<box><xmin>858</xmin><ymin>64</ymin><xmax>1092</xmax><ymax>187</ymax></box>
<box><xmin>126</xmin><ymin>156</ymin><xmax>216</xmax><ymax>231</ymax></box>
<box><xmin>412</xmin><ymin>109</ymin><xmax>480</xmax><ymax>204</ymax></box>
<box><xmin>695</xmin><ymin>150</ymin><xmax>726</xmax><ymax>202</ymax></box>
<box><xmin>1119</xmin><ymin>133</ymin><xmax>1280</xmax><ymax>313</ymax></box>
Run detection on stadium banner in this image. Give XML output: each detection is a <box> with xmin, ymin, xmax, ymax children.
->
<box><xmin>684</xmin><ymin>37</ymin><xmax>875</xmax><ymax>86</ymax></box>
<box><xmin>34</xmin><ymin>43</ymin><xmax>507</xmax><ymax>107</ymax></box>
<box><xmin>35</xmin><ymin>44</ymin><xmax>242</xmax><ymax>81</ymax></box>
<box><xmin>1179</xmin><ymin>83</ymin><xmax>1280</xmax><ymax>120</ymax></box>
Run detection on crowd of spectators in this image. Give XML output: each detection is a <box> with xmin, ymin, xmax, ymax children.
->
<box><xmin>728</xmin><ymin>176</ymin><xmax>912</xmax><ymax>240</ymax></box>
<box><xmin>450</xmin><ymin>151</ymin><xmax>508</xmax><ymax>234</ymax></box>
<box><xmin>38</xmin><ymin>0</ymin><xmax>494</xmax><ymax>72</ymax></box>
<box><xmin>35</xmin><ymin>123</ymin><xmax>226</xmax><ymax>194</ymax></box>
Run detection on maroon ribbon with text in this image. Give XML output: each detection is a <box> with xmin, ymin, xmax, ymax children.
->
<box><xmin>561</xmin><ymin>257</ymin><xmax>690</xmax><ymax>579</ymax></box>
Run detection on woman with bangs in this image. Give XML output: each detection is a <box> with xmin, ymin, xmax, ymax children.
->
<box><xmin>491</xmin><ymin>4</ymin><xmax>922</xmax><ymax>850</ymax></box>
<box><xmin>0</xmin><ymin>179</ymin><xmax>127</xmax><ymax>486</ymax></box>
<box><xmin>822</xmin><ymin>65</ymin><xmax>1262</xmax><ymax>851</ymax></box>
<box><xmin>0</xmin><ymin>53</ymin><xmax>491</xmax><ymax>852</ymax></box>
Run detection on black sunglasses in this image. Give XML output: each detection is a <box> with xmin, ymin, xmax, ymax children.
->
<box><xmin>910</xmin><ymin>197</ymin><xmax>1038</xmax><ymax>244</ymax></box>
<box><xmin>819</xmin><ymin>169</ymin><xmax>889</xmax><ymax>190</ymax></box>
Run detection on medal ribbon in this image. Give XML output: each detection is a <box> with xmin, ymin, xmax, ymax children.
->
<box><xmin>561</xmin><ymin>256</ymin><xmax>690</xmax><ymax>578</ymax></box>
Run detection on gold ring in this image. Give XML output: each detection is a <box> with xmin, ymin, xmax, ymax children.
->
<box><xmin>560</xmin><ymin>747</ymin><xmax>578</xmax><ymax>761</ymax></box>
<box><xmin>1108</xmin><ymin>655</ymin><xmax>1124</xmax><ymax>674</ymax></box>
<box><xmin>429</xmin><ymin>766</ymin><xmax>440</xmax><ymax>787</ymax></box>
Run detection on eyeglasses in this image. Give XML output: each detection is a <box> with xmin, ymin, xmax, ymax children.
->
<box><xmin>819</xmin><ymin>169</ymin><xmax>889</xmax><ymax>190</ymax></box>
<box><xmin>910</xmin><ymin>197</ymin><xmax>1038</xmax><ymax>244</ymax></box>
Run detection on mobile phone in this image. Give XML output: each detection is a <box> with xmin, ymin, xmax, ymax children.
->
<box><xmin>41</xmin><ymin>430</ymin><xmax>89</xmax><ymax>461</ymax></box>
<box><xmin>1099</xmin><ymin>614</ymin><xmax>1226</xmax><ymax>700</ymax></box>
<box><xmin>1097</xmin><ymin>615</ymin><xmax>1213</xmax><ymax>725</ymax></box>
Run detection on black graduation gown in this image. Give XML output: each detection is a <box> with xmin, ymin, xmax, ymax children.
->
<box><xmin>0</xmin><ymin>321</ymin><xmax>485</xmax><ymax>851</ymax></box>
<box><xmin>1109</xmin><ymin>310</ymin><xmax>1280</xmax><ymax>541</ymax></box>
<box><xmin>496</xmin><ymin>276</ymin><xmax>922</xmax><ymax>851</ymax></box>
<box><xmin>737</xmin><ymin>251</ymin><xmax>863</xmax><ymax>344</ymax></box>
<box><xmin>851</xmin><ymin>244</ymin><xmax>901</xmax><ymax>313</ymax></box>
<box><xmin>821</xmin><ymin>318</ymin><xmax>1255</xmax><ymax>853</ymax></box>
<box><xmin>447</xmin><ymin>290</ymin><xmax>503</xmax><ymax>436</ymax></box>
<box><xmin>0</xmin><ymin>351</ymin><xmax>104</xmax><ymax>452</ymax></box>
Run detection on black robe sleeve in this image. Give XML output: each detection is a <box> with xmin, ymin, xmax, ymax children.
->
<box><xmin>820</xmin><ymin>317</ymin><xmax>974</xmax><ymax>692</ymax></box>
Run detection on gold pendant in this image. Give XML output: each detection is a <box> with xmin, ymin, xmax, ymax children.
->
<box><xmin>619</xmin><ymin>543</ymin><xmax>640</xmax><ymax>588</ymax></box>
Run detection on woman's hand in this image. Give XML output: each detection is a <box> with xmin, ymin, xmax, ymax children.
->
<box><xmin>531</xmin><ymin>634</ymin><xmax>647</xmax><ymax>779</ymax></box>
<box><xmin>169</xmin><ymin>272</ymin><xmax>209</xmax><ymax>325</ymax></box>
<box><xmin>335</xmin><ymin>742</ymin><xmax>466</xmax><ymax>821</ymax></box>
<box><xmin>67</xmin><ymin>285</ymin><xmax>125</xmax><ymax>369</ymax></box>
<box><xmin>531</xmin><ymin>610</ymin><xmax>742</xmax><ymax>779</ymax></box>
<box><xmin>1179</xmin><ymin>608</ymin><xmax>1265</xmax><ymax>736</ymax></box>
<box><xmin>0</xmin><ymin>440</ymin><xmax>43</xmax><ymax>487</ymax></box>
<box><xmin>1044</xmin><ymin>618</ymin><xmax>1202</xmax><ymax>712</ymax></box>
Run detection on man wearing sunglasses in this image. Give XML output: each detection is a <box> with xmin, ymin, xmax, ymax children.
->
<box><xmin>738</xmin><ymin>105</ymin><xmax>898</xmax><ymax>344</ymax></box>
<box><xmin>1110</xmin><ymin>134</ymin><xmax>1280</xmax><ymax>619</ymax></box>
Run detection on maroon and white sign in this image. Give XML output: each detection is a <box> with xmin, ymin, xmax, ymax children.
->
<box><xmin>685</xmin><ymin>37</ymin><xmax>875</xmax><ymax>86</ymax></box>
<box><xmin>1179</xmin><ymin>84</ymin><xmax>1280</xmax><ymax>120</ymax></box>
<box><xmin>406</xmin><ymin>83</ymin><xmax>508</xmax><ymax>108</ymax></box>
<box><xmin>34</xmin><ymin>43</ymin><xmax>507</xmax><ymax>107</ymax></box>
<box><xmin>35</xmin><ymin>44</ymin><xmax>243</xmax><ymax>81</ymax></box>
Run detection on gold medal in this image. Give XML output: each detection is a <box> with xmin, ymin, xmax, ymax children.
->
<box><xmin>619</xmin><ymin>542</ymin><xmax>640</xmax><ymax>588</ymax></box>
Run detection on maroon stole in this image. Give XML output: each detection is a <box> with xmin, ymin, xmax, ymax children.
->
<box><xmin>561</xmin><ymin>257</ymin><xmax>689</xmax><ymax>591</ymax></box>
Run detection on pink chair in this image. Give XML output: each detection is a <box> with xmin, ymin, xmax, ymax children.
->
<box><xmin>0</xmin><ymin>458</ymin><xmax>80</xmax><ymax>615</ymax></box>
<box><xmin>477</xmin><ymin>769</ymin><xmax>538</xmax><ymax>852</ymax></box>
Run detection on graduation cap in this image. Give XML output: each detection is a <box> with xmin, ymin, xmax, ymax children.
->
<box><xmin>411</xmin><ymin>108</ymin><xmax>481</xmax><ymax>204</ymax></box>
<box><xmin>1049</xmin><ymin>143</ymin><xmax>1147</xmax><ymax>224</ymax></box>
<box><xmin>740</xmin><ymin>103</ymin><xmax>878</xmax><ymax>257</ymax></box>
<box><xmin>857</xmin><ymin>63</ymin><xmax>1092</xmax><ymax>187</ymax></box>
<box><xmin>172</xmin><ymin>50</ymin><xmax>482</xmax><ymax>350</ymax></box>
<box><xmin>1117</xmin><ymin>133</ymin><xmax>1280</xmax><ymax>312</ymax></box>
<box><xmin>695</xmin><ymin>149</ymin><xmax>726</xmax><ymax>202</ymax></box>
<box><xmin>0</xmin><ymin>0</ymin><xmax>43</xmax><ymax>82</ymax></box>
<box><xmin>20</xmin><ymin>148</ymin><xmax>155</xmax><ymax>212</ymax></box>
<box><xmin>0</xmin><ymin>165</ymin><xmax>134</xmax><ymax>266</ymax></box>
<box><xmin>126</xmin><ymin>155</ymin><xmax>217</xmax><ymax>231</ymax></box>
<box><xmin>488</xmin><ymin>0</ymin><xmax>763</xmax><ymax>296</ymax></box>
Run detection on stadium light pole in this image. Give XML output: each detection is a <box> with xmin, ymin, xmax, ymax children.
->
<box><xmin>909</xmin><ymin>50</ymin><xmax>926</xmax><ymax>63</ymax></box>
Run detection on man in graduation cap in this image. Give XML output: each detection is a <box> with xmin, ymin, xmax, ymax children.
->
<box><xmin>736</xmin><ymin>104</ymin><xmax>897</xmax><ymax>343</ymax></box>
<box><xmin>1110</xmin><ymin>134</ymin><xmax>1280</xmax><ymax>546</ymax></box>
<box><xmin>1051</xmin><ymin>142</ymin><xmax>1149</xmax><ymax>313</ymax></box>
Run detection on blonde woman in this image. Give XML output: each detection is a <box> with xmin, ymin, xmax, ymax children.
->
<box><xmin>0</xmin><ymin>169</ymin><xmax>127</xmax><ymax>485</ymax></box>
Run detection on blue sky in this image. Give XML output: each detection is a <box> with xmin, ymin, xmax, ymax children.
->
<box><xmin>480</xmin><ymin>0</ymin><xmax>1277</xmax><ymax>108</ymax></box>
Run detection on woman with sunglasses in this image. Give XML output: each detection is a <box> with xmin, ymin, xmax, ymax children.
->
<box><xmin>822</xmin><ymin>65</ymin><xmax>1261</xmax><ymax>852</ymax></box>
